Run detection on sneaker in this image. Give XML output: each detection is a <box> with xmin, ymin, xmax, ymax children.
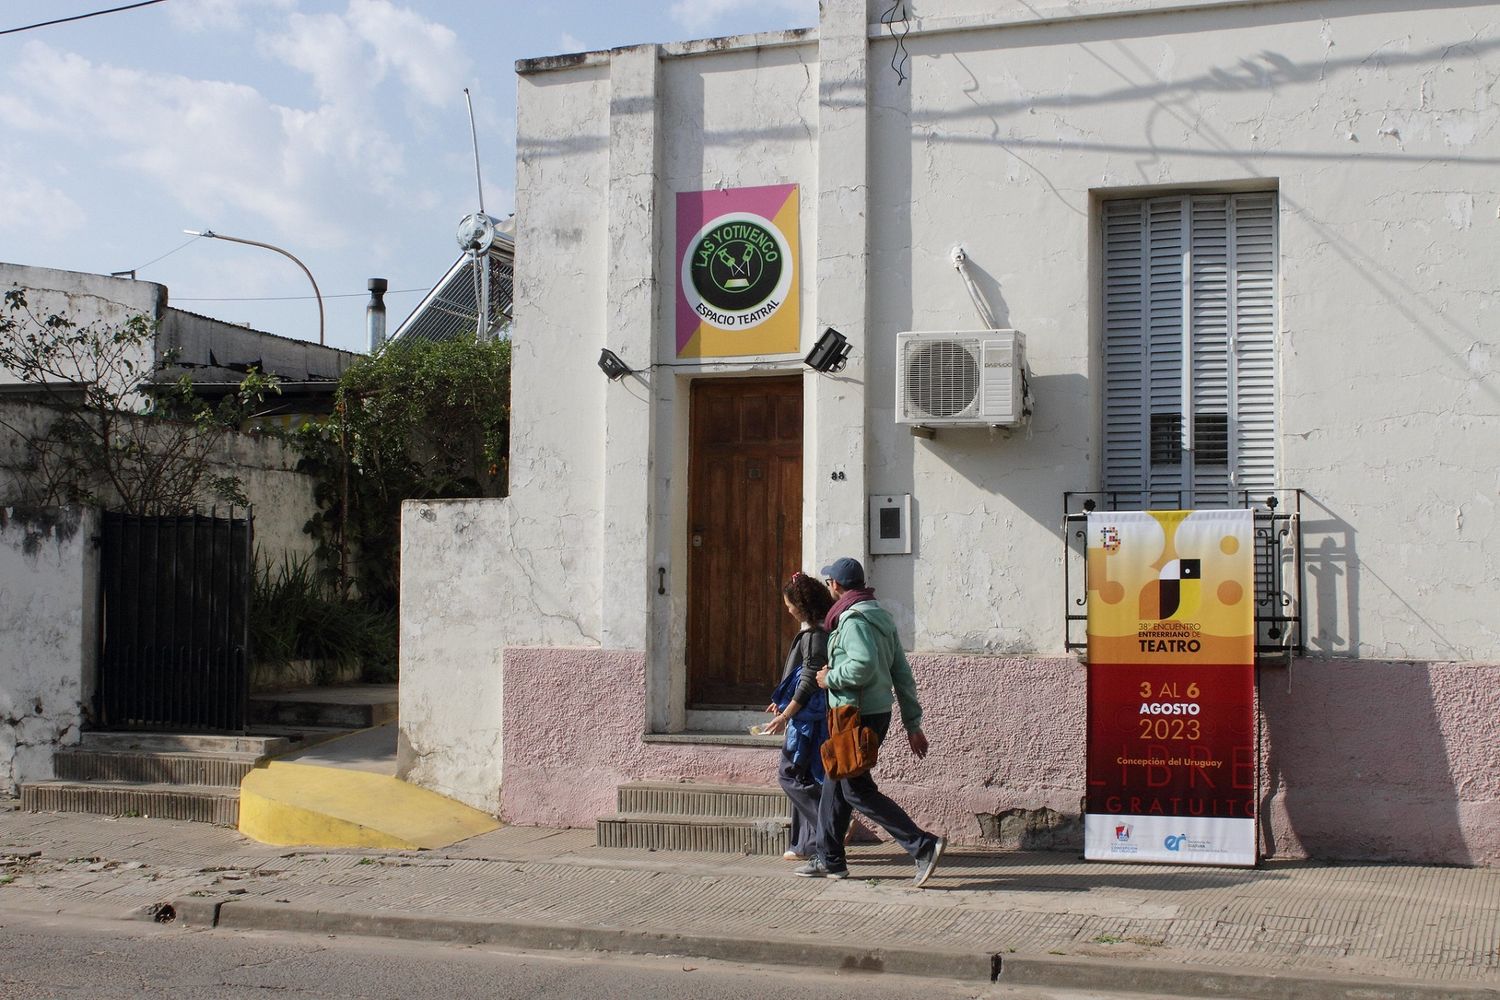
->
<box><xmin>793</xmin><ymin>857</ymin><xmax>850</xmax><ymax>879</ymax></box>
<box><xmin>913</xmin><ymin>835</ymin><xmax>945</xmax><ymax>888</ymax></box>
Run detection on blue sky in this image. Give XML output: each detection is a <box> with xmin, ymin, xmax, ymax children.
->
<box><xmin>0</xmin><ymin>0</ymin><xmax>817</xmax><ymax>352</ymax></box>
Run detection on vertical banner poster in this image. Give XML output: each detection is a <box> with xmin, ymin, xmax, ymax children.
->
<box><xmin>676</xmin><ymin>184</ymin><xmax>800</xmax><ymax>359</ymax></box>
<box><xmin>1084</xmin><ymin>509</ymin><xmax>1257</xmax><ymax>866</ymax></box>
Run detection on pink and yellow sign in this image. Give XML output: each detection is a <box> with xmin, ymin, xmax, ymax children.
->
<box><xmin>675</xmin><ymin>184</ymin><xmax>800</xmax><ymax>359</ymax></box>
<box><xmin>1084</xmin><ymin>509</ymin><xmax>1258</xmax><ymax>866</ymax></box>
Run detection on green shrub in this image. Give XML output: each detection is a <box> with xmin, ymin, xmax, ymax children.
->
<box><xmin>293</xmin><ymin>334</ymin><xmax>510</xmax><ymax>609</ymax></box>
<box><xmin>250</xmin><ymin>554</ymin><xmax>396</xmax><ymax>684</ymax></box>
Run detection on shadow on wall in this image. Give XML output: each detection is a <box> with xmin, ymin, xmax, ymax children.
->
<box><xmin>1261</xmin><ymin>495</ymin><xmax>1481</xmax><ymax>864</ymax></box>
<box><xmin>1299</xmin><ymin>495</ymin><xmax>1359</xmax><ymax>658</ymax></box>
<box><xmin>872</xmin><ymin>371</ymin><xmax>1089</xmax><ymax>651</ymax></box>
<box><xmin>1259</xmin><ymin>659</ymin><xmax>1474</xmax><ymax>865</ymax></box>
<box><xmin>940</xmin><ymin>371</ymin><xmax>1092</xmax><ymax>534</ymax></box>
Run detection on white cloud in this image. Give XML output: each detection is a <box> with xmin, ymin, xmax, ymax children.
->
<box><xmin>346</xmin><ymin>0</ymin><xmax>471</xmax><ymax>107</ymax></box>
<box><xmin>1</xmin><ymin>41</ymin><xmax>406</xmax><ymax>249</ymax></box>
<box><xmin>0</xmin><ymin>163</ymin><xmax>86</xmax><ymax>239</ymax></box>
<box><xmin>261</xmin><ymin>9</ymin><xmax>373</xmax><ymax>109</ymax></box>
<box><xmin>258</xmin><ymin>2</ymin><xmax>471</xmax><ymax>115</ymax></box>
<box><xmin>0</xmin><ymin>0</ymin><xmax>476</xmax><ymax>255</ymax></box>
<box><xmin>668</xmin><ymin>0</ymin><xmax>815</xmax><ymax>33</ymax></box>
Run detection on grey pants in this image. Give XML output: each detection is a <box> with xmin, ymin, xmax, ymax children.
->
<box><xmin>815</xmin><ymin>712</ymin><xmax>935</xmax><ymax>867</ymax></box>
<box><xmin>778</xmin><ymin>748</ymin><xmax>821</xmax><ymax>856</ymax></box>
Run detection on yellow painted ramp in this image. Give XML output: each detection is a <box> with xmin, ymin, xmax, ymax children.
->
<box><xmin>240</xmin><ymin>761</ymin><xmax>499</xmax><ymax>849</ymax></box>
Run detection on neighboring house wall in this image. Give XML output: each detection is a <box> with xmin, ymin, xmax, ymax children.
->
<box><xmin>207</xmin><ymin>428</ymin><xmax>321</xmax><ymax>564</ymax></box>
<box><xmin>401</xmin><ymin>0</ymin><xmax>1500</xmax><ymax>862</ymax></box>
<box><xmin>2</xmin><ymin>262</ymin><xmax>355</xmax><ymax>408</ymax></box>
<box><xmin>157</xmin><ymin>307</ymin><xmax>355</xmax><ymax>383</ymax></box>
<box><xmin>0</xmin><ymin>262</ymin><xmax>341</xmax><ymax>562</ymax></box>
<box><xmin>0</xmin><ymin>506</ymin><xmax>97</xmax><ymax>795</ymax></box>
<box><xmin>0</xmin><ymin>399</ymin><xmax>53</xmax><ymax>502</ymax></box>
<box><xmin>0</xmin><ymin>398</ymin><xmax>319</xmax><ymax>564</ymax></box>
<box><xmin>0</xmin><ymin>264</ymin><xmax>165</xmax><ymax>403</ymax></box>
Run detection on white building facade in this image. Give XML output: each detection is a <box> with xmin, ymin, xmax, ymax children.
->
<box><xmin>400</xmin><ymin>0</ymin><xmax>1500</xmax><ymax>865</ymax></box>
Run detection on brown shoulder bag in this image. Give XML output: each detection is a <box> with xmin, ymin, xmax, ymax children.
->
<box><xmin>821</xmin><ymin>704</ymin><xmax>878</xmax><ymax>780</ymax></box>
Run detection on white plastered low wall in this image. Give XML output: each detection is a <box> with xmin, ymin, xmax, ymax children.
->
<box><xmin>0</xmin><ymin>506</ymin><xmax>96</xmax><ymax>795</ymax></box>
<box><xmin>397</xmin><ymin>497</ymin><xmax>598</xmax><ymax>814</ymax></box>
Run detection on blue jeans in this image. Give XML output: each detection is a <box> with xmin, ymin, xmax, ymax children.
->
<box><xmin>815</xmin><ymin>712</ymin><xmax>935</xmax><ymax>867</ymax></box>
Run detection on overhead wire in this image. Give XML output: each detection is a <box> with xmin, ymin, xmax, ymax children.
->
<box><xmin>125</xmin><ymin>235</ymin><xmax>197</xmax><ymax>274</ymax></box>
<box><xmin>1</xmin><ymin>0</ymin><xmax>169</xmax><ymax>37</ymax></box>
<box><xmin>172</xmin><ymin>289</ymin><xmax>424</xmax><ymax>302</ymax></box>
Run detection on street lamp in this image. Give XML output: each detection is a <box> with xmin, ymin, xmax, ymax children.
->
<box><xmin>183</xmin><ymin>229</ymin><xmax>325</xmax><ymax>345</ymax></box>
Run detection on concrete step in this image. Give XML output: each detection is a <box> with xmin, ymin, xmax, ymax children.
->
<box><xmin>616</xmin><ymin>781</ymin><xmax>789</xmax><ymax>820</ymax></box>
<box><xmin>248</xmin><ymin>685</ymin><xmax>398</xmax><ymax>729</ymax></box>
<box><xmin>596</xmin><ymin>812</ymin><xmax>791</xmax><ymax>855</ymax></box>
<box><xmin>20</xmin><ymin>780</ymin><xmax>240</xmax><ymax>826</ymax></box>
<box><xmin>79</xmin><ymin>732</ymin><xmax>290</xmax><ymax>756</ymax></box>
<box><xmin>52</xmin><ymin>748</ymin><xmax>262</xmax><ymax>787</ymax></box>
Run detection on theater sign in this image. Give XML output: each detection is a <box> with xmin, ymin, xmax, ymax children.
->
<box><xmin>1084</xmin><ymin>509</ymin><xmax>1257</xmax><ymax>866</ymax></box>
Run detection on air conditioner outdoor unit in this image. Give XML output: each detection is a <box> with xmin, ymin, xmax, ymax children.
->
<box><xmin>896</xmin><ymin>329</ymin><xmax>1028</xmax><ymax>427</ymax></box>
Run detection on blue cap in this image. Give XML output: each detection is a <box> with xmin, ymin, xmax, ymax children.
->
<box><xmin>819</xmin><ymin>557</ymin><xmax>865</xmax><ymax>588</ymax></box>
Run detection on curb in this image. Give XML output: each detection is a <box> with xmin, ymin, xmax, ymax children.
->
<box><xmin>182</xmin><ymin>897</ymin><xmax>1500</xmax><ymax>999</ymax></box>
<box><xmin>995</xmin><ymin>954</ymin><xmax>1500</xmax><ymax>1000</ymax></box>
<box><xmin>202</xmin><ymin>898</ymin><xmax>993</xmax><ymax>981</ymax></box>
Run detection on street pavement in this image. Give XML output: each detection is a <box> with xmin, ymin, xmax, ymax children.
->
<box><xmin>2</xmin><ymin>800</ymin><xmax>1497</xmax><ymax>999</ymax></box>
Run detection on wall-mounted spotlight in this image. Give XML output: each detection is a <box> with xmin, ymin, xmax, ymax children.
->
<box><xmin>804</xmin><ymin>327</ymin><xmax>851</xmax><ymax>373</ymax></box>
<box><xmin>598</xmin><ymin>348</ymin><xmax>634</xmax><ymax>380</ymax></box>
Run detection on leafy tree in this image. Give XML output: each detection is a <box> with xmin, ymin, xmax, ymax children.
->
<box><xmin>0</xmin><ymin>288</ymin><xmax>279</xmax><ymax>514</ymax></box>
<box><xmin>296</xmin><ymin>333</ymin><xmax>510</xmax><ymax>609</ymax></box>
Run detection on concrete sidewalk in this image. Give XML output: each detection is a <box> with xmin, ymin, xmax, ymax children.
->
<box><xmin>2</xmin><ymin>801</ymin><xmax>1496</xmax><ymax>1000</ymax></box>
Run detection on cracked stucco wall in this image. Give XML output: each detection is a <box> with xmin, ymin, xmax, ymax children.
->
<box><xmin>0</xmin><ymin>506</ymin><xmax>96</xmax><ymax>796</ymax></box>
<box><xmin>403</xmin><ymin>0</ymin><xmax>1499</xmax><ymax>835</ymax></box>
<box><xmin>397</xmin><ymin>498</ymin><xmax>599</xmax><ymax>814</ymax></box>
<box><xmin>396</xmin><ymin>58</ymin><xmax>612</xmax><ymax>814</ymax></box>
<box><xmin>856</xmin><ymin>0</ymin><xmax>1499</xmax><ymax>660</ymax></box>
<box><xmin>651</xmin><ymin>42</ymin><xmax>823</xmax><ymax>732</ymax></box>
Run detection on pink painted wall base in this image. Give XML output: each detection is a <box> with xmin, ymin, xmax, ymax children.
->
<box><xmin>499</xmin><ymin>647</ymin><xmax>1500</xmax><ymax>866</ymax></box>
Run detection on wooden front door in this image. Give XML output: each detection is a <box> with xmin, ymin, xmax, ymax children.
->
<box><xmin>687</xmin><ymin>376</ymin><xmax>803</xmax><ymax>709</ymax></box>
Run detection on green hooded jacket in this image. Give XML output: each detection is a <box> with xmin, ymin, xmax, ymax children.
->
<box><xmin>824</xmin><ymin>601</ymin><xmax>924</xmax><ymax>732</ymax></box>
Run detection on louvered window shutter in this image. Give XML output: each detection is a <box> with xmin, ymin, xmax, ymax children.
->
<box><xmin>1189</xmin><ymin>196</ymin><xmax>1233</xmax><ymax>506</ymax></box>
<box><xmin>1102</xmin><ymin>200</ymin><xmax>1147</xmax><ymax>504</ymax></box>
<box><xmin>1229</xmin><ymin>193</ymin><xmax>1278</xmax><ymax>498</ymax></box>
<box><xmin>1146</xmin><ymin>198</ymin><xmax>1187</xmax><ymax>507</ymax></box>
<box><xmin>1102</xmin><ymin>192</ymin><xmax>1278</xmax><ymax>507</ymax></box>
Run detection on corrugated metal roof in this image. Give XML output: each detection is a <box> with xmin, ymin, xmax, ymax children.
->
<box><xmin>390</xmin><ymin>235</ymin><xmax>513</xmax><ymax>344</ymax></box>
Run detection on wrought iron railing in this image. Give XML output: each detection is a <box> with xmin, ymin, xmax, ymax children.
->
<box><xmin>1063</xmin><ymin>490</ymin><xmax>1303</xmax><ymax>661</ymax></box>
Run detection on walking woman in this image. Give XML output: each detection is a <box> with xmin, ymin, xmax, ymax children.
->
<box><xmin>762</xmin><ymin>572</ymin><xmax>835</xmax><ymax>861</ymax></box>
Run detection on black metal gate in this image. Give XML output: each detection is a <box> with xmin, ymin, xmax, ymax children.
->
<box><xmin>96</xmin><ymin>509</ymin><xmax>252</xmax><ymax>732</ymax></box>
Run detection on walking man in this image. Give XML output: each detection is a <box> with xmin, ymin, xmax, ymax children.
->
<box><xmin>795</xmin><ymin>557</ymin><xmax>945</xmax><ymax>887</ymax></box>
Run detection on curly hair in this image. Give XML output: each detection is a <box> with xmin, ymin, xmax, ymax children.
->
<box><xmin>782</xmin><ymin>571</ymin><xmax>834</xmax><ymax>626</ymax></box>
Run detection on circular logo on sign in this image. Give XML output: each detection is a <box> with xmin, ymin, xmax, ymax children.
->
<box><xmin>681</xmin><ymin>212</ymin><xmax>793</xmax><ymax>331</ymax></box>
